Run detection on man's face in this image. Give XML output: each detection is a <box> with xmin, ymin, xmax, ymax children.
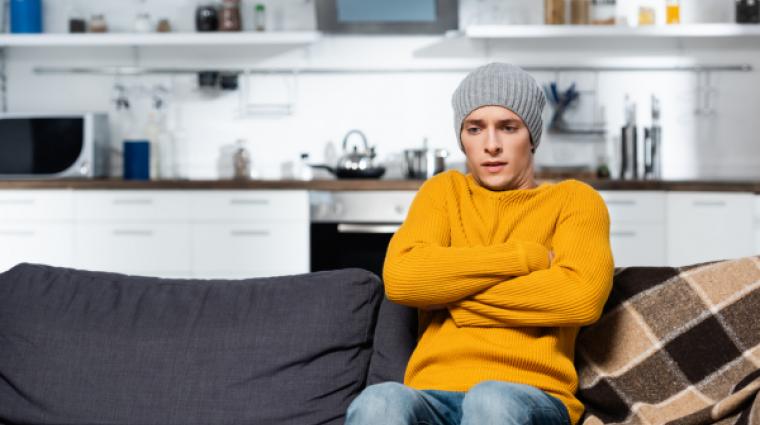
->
<box><xmin>460</xmin><ymin>105</ymin><xmax>535</xmax><ymax>191</ymax></box>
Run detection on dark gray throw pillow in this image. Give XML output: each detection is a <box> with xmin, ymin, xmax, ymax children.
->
<box><xmin>365</xmin><ymin>296</ymin><xmax>417</xmax><ymax>386</ymax></box>
<box><xmin>0</xmin><ymin>264</ymin><xmax>382</xmax><ymax>425</ymax></box>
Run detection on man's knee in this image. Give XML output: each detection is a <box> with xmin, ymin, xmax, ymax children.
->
<box><xmin>346</xmin><ymin>382</ymin><xmax>419</xmax><ymax>423</ymax></box>
<box><xmin>461</xmin><ymin>381</ymin><xmax>549</xmax><ymax>423</ymax></box>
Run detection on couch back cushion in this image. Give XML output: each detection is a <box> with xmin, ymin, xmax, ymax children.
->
<box><xmin>365</xmin><ymin>296</ymin><xmax>417</xmax><ymax>385</ymax></box>
<box><xmin>576</xmin><ymin>256</ymin><xmax>760</xmax><ymax>424</ymax></box>
<box><xmin>0</xmin><ymin>264</ymin><xmax>382</xmax><ymax>425</ymax></box>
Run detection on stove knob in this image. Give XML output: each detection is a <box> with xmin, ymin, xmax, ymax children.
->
<box><xmin>332</xmin><ymin>202</ymin><xmax>344</xmax><ymax>217</ymax></box>
<box><xmin>394</xmin><ymin>204</ymin><xmax>406</xmax><ymax>215</ymax></box>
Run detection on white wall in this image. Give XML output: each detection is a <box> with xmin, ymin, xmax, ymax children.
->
<box><xmin>4</xmin><ymin>0</ymin><xmax>760</xmax><ymax>180</ymax></box>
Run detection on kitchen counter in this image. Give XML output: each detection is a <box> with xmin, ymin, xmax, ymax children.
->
<box><xmin>1</xmin><ymin>178</ymin><xmax>760</xmax><ymax>193</ymax></box>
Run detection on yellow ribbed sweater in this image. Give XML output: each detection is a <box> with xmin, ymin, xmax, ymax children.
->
<box><xmin>383</xmin><ymin>170</ymin><xmax>614</xmax><ymax>425</ymax></box>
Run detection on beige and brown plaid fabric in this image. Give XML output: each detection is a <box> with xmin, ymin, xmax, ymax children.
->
<box><xmin>576</xmin><ymin>256</ymin><xmax>760</xmax><ymax>425</ymax></box>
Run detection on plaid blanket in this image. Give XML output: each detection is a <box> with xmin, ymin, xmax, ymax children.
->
<box><xmin>576</xmin><ymin>256</ymin><xmax>760</xmax><ymax>425</ymax></box>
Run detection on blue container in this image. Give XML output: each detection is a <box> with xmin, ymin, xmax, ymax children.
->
<box><xmin>10</xmin><ymin>0</ymin><xmax>43</xmax><ymax>34</ymax></box>
<box><xmin>123</xmin><ymin>140</ymin><xmax>151</xmax><ymax>180</ymax></box>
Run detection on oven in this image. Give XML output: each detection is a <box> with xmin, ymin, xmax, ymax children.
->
<box><xmin>310</xmin><ymin>191</ymin><xmax>416</xmax><ymax>278</ymax></box>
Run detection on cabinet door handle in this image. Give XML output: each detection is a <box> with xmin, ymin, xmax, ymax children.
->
<box><xmin>112</xmin><ymin>199</ymin><xmax>154</xmax><ymax>205</ymax></box>
<box><xmin>0</xmin><ymin>230</ymin><xmax>36</xmax><ymax>237</ymax></box>
<box><xmin>229</xmin><ymin>199</ymin><xmax>269</xmax><ymax>206</ymax></box>
<box><xmin>112</xmin><ymin>229</ymin><xmax>154</xmax><ymax>237</ymax></box>
<box><xmin>337</xmin><ymin>224</ymin><xmax>400</xmax><ymax>234</ymax></box>
<box><xmin>0</xmin><ymin>199</ymin><xmax>35</xmax><ymax>205</ymax></box>
<box><xmin>692</xmin><ymin>200</ymin><xmax>727</xmax><ymax>207</ymax></box>
<box><xmin>611</xmin><ymin>231</ymin><xmax>637</xmax><ymax>237</ymax></box>
<box><xmin>605</xmin><ymin>200</ymin><xmax>637</xmax><ymax>206</ymax></box>
<box><xmin>230</xmin><ymin>230</ymin><xmax>270</xmax><ymax>237</ymax></box>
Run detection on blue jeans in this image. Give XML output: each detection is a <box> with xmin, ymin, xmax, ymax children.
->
<box><xmin>345</xmin><ymin>381</ymin><xmax>570</xmax><ymax>425</ymax></box>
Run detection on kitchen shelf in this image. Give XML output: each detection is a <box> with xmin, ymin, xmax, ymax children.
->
<box><xmin>465</xmin><ymin>23</ymin><xmax>760</xmax><ymax>39</ymax></box>
<box><xmin>0</xmin><ymin>31</ymin><xmax>321</xmax><ymax>47</ymax></box>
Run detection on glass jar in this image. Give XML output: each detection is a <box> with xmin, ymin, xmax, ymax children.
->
<box><xmin>571</xmin><ymin>0</ymin><xmax>590</xmax><ymax>24</ymax></box>
<box><xmin>591</xmin><ymin>0</ymin><xmax>616</xmax><ymax>25</ymax></box>
<box><xmin>666</xmin><ymin>0</ymin><xmax>680</xmax><ymax>24</ymax></box>
<box><xmin>89</xmin><ymin>14</ymin><xmax>107</xmax><ymax>33</ymax></box>
<box><xmin>219</xmin><ymin>0</ymin><xmax>241</xmax><ymax>31</ymax></box>
<box><xmin>544</xmin><ymin>0</ymin><xmax>566</xmax><ymax>24</ymax></box>
<box><xmin>195</xmin><ymin>3</ymin><xmax>219</xmax><ymax>32</ymax></box>
<box><xmin>134</xmin><ymin>12</ymin><xmax>151</xmax><ymax>33</ymax></box>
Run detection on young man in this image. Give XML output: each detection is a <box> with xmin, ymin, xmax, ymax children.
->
<box><xmin>345</xmin><ymin>63</ymin><xmax>614</xmax><ymax>425</ymax></box>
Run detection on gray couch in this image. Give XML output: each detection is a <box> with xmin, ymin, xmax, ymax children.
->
<box><xmin>2</xmin><ymin>257</ymin><xmax>759</xmax><ymax>425</ymax></box>
<box><xmin>0</xmin><ymin>264</ymin><xmax>417</xmax><ymax>425</ymax></box>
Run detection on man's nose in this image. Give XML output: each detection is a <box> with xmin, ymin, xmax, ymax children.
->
<box><xmin>484</xmin><ymin>128</ymin><xmax>502</xmax><ymax>155</ymax></box>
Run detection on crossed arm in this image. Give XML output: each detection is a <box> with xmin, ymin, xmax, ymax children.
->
<box><xmin>382</xmin><ymin>184</ymin><xmax>614</xmax><ymax>328</ymax></box>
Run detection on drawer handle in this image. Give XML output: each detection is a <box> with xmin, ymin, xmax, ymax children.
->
<box><xmin>0</xmin><ymin>230</ymin><xmax>35</xmax><ymax>237</ymax></box>
<box><xmin>337</xmin><ymin>224</ymin><xmax>400</xmax><ymax>234</ymax></box>
<box><xmin>112</xmin><ymin>230</ymin><xmax>154</xmax><ymax>237</ymax></box>
<box><xmin>229</xmin><ymin>199</ymin><xmax>270</xmax><ymax>206</ymax></box>
<box><xmin>0</xmin><ymin>199</ymin><xmax>35</xmax><ymax>205</ymax></box>
<box><xmin>692</xmin><ymin>200</ymin><xmax>727</xmax><ymax>207</ymax></box>
<box><xmin>112</xmin><ymin>199</ymin><xmax>154</xmax><ymax>205</ymax></box>
<box><xmin>605</xmin><ymin>200</ymin><xmax>636</xmax><ymax>206</ymax></box>
<box><xmin>230</xmin><ymin>230</ymin><xmax>270</xmax><ymax>237</ymax></box>
<box><xmin>611</xmin><ymin>231</ymin><xmax>637</xmax><ymax>237</ymax></box>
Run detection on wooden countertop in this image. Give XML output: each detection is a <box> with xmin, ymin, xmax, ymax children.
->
<box><xmin>1</xmin><ymin>178</ymin><xmax>760</xmax><ymax>193</ymax></box>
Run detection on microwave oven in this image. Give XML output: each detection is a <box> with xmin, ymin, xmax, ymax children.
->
<box><xmin>0</xmin><ymin>112</ymin><xmax>109</xmax><ymax>179</ymax></box>
<box><xmin>316</xmin><ymin>0</ymin><xmax>458</xmax><ymax>34</ymax></box>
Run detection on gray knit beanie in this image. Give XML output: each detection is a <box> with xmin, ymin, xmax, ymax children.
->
<box><xmin>452</xmin><ymin>63</ymin><xmax>546</xmax><ymax>151</ymax></box>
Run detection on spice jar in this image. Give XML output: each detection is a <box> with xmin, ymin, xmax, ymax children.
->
<box><xmin>219</xmin><ymin>0</ymin><xmax>241</xmax><ymax>31</ymax></box>
<box><xmin>571</xmin><ymin>0</ymin><xmax>590</xmax><ymax>24</ymax></box>
<box><xmin>134</xmin><ymin>12</ymin><xmax>151</xmax><ymax>33</ymax></box>
<box><xmin>591</xmin><ymin>0</ymin><xmax>616</xmax><ymax>25</ymax></box>
<box><xmin>195</xmin><ymin>3</ymin><xmax>219</xmax><ymax>32</ymax></box>
<box><xmin>545</xmin><ymin>0</ymin><xmax>566</xmax><ymax>24</ymax></box>
<box><xmin>89</xmin><ymin>14</ymin><xmax>108</xmax><ymax>33</ymax></box>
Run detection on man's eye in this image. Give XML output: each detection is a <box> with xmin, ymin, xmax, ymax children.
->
<box><xmin>504</xmin><ymin>126</ymin><xmax>517</xmax><ymax>132</ymax></box>
<box><xmin>467</xmin><ymin>127</ymin><xmax>480</xmax><ymax>134</ymax></box>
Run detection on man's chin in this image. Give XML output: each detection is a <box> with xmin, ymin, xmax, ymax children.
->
<box><xmin>475</xmin><ymin>174</ymin><xmax>513</xmax><ymax>192</ymax></box>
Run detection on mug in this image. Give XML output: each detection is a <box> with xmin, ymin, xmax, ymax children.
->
<box><xmin>123</xmin><ymin>140</ymin><xmax>150</xmax><ymax>180</ymax></box>
<box><xmin>10</xmin><ymin>0</ymin><xmax>43</xmax><ymax>33</ymax></box>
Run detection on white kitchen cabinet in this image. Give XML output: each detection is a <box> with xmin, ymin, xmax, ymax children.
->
<box><xmin>599</xmin><ymin>191</ymin><xmax>667</xmax><ymax>267</ymax></box>
<box><xmin>74</xmin><ymin>191</ymin><xmax>189</xmax><ymax>221</ymax></box>
<box><xmin>73</xmin><ymin>222</ymin><xmax>192</xmax><ymax>277</ymax></box>
<box><xmin>188</xmin><ymin>191</ymin><xmax>310</xmax><ymax>278</ymax></box>
<box><xmin>0</xmin><ymin>190</ymin><xmax>75</xmax><ymax>272</ymax></box>
<box><xmin>70</xmin><ymin>190</ymin><xmax>310</xmax><ymax>279</ymax></box>
<box><xmin>667</xmin><ymin>192</ymin><xmax>755</xmax><ymax>267</ymax></box>
<box><xmin>0</xmin><ymin>223</ymin><xmax>74</xmax><ymax>272</ymax></box>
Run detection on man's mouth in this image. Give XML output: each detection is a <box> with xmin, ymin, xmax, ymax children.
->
<box><xmin>482</xmin><ymin>161</ymin><xmax>507</xmax><ymax>173</ymax></box>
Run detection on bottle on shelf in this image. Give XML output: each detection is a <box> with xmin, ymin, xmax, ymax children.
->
<box><xmin>571</xmin><ymin>0</ymin><xmax>591</xmax><ymax>25</ymax></box>
<box><xmin>666</xmin><ymin>0</ymin><xmax>680</xmax><ymax>24</ymax></box>
<box><xmin>219</xmin><ymin>0</ymin><xmax>242</xmax><ymax>31</ymax></box>
<box><xmin>544</xmin><ymin>0</ymin><xmax>566</xmax><ymax>24</ymax></box>
<box><xmin>638</xmin><ymin>6</ymin><xmax>656</xmax><ymax>26</ymax></box>
<box><xmin>254</xmin><ymin>3</ymin><xmax>266</xmax><ymax>31</ymax></box>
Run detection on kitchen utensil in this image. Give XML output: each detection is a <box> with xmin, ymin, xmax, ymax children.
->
<box><xmin>309</xmin><ymin>130</ymin><xmax>386</xmax><ymax>179</ymax></box>
<box><xmin>619</xmin><ymin>95</ymin><xmax>638</xmax><ymax>180</ymax></box>
<box><xmin>403</xmin><ymin>139</ymin><xmax>448</xmax><ymax>179</ymax></box>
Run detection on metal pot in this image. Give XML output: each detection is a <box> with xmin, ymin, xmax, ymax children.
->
<box><xmin>310</xmin><ymin>129</ymin><xmax>386</xmax><ymax>179</ymax></box>
<box><xmin>403</xmin><ymin>147</ymin><xmax>448</xmax><ymax>179</ymax></box>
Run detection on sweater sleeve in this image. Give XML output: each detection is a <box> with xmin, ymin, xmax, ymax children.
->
<box><xmin>447</xmin><ymin>183</ymin><xmax>614</xmax><ymax>327</ymax></box>
<box><xmin>382</xmin><ymin>179</ymin><xmax>550</xmax><ymax>309</ymax></box>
